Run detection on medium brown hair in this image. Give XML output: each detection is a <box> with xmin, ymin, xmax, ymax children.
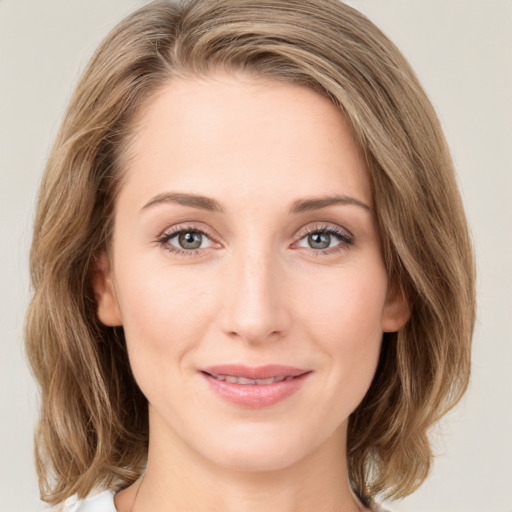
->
<box><xmin>26</xmin><ymin>0</ymin><xmax>475</xmax><ymax>505</ymax></box>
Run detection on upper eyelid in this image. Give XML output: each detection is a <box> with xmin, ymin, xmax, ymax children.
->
<box><xmin>159</xmin><ymin>223</ymin><xmax>215</xmax><ymax>239</ymax></box>
<box><xmin>158</xmin><ymin>222</ymin><xmax>352</xmax><ymax>252</ymax></box>
<box><xmin>159</xmin><ymin>222</ymin><xmax>350</xmax><ymax>238</ymax></box>
<box><xmin>157</xmin><ymin>225</ymin><xmax>217</xmax><ymax>254</ymax></box>
<box><xmin>297</xmin><ymin>223</ymin><xmax>353</xmax><ymax>239</ymax></box>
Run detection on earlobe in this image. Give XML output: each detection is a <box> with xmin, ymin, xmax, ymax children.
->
<box><xmin>92</xmin><ymin>252</ymin><xmax>123</xmax><ymax>327</ymax></box>
<box><xmin>382</xmin><ymin>280</ymin><xmax>411</xmax><ymax>333</ymax></box>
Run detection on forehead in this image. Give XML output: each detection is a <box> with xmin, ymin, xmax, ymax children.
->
<box><xmin>119</xmin><ymin>73</ymin><xmax>371</xmax><ymax>211</ymax></box>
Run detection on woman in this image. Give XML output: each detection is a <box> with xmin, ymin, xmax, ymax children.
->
<box><xmin>25</xmin><ymin>0</ymin><xmax>475</xmax><ymax>511</ymax></box>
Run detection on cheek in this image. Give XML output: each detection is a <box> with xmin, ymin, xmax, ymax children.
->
<box><xmin>114</xmin><ymin>264</ymin><xmax>219</xmax><ymax>374</ymax></box>
<box><xmin>298</xmin><ymin>260</ymin><xmax>388</xmax><ymax>340</ymax></box>
<box><xmin>296</xmin><ymin>260</ymin><xmax>388</xmax><ymax>387</ymax></box>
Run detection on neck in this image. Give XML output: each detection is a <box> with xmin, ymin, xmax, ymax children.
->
<box><xmin>118</xmin><ymin>409</ymin><xmax>367</xmax><ymax>512</ymax></box>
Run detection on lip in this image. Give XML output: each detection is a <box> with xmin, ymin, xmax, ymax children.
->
<box><xmin>199</xmin><ymin>365</ymin><xmax>311</xmax><ymax>408</ymax></box>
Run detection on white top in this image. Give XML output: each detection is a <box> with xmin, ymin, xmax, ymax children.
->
<box><xmin>56</xmin><ymin>489</ymin><xmax>389</xmax><ymax>511</ymax></box>
<box><xmin>55</xmin><ymin>490</ymin><xmax>117</xmax><ymax>512</ymax></box>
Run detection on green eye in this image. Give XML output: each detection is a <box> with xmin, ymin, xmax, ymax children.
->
<box><xmin>158</xmin><ymin>226</ymin><xmax>214</xmax><ymax>255</ymax></box>
<box><xmin>307</xmin><ymin>232</ymin><xmax>332</xmax><ymax>249</ymax></box>
<box><xmin>296</xmin><ymin>226</ymin><xmax>354</xmax><ymax>254</ymax></box>
<box><xmin>177</xmin><ymin>231</ymin><xmax>204</xmax><ymax>250</ymax></box>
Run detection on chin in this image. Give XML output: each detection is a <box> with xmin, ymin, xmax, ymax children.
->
<box><xmin>197</xmin><ymin>422</ymin><xmax>328</xmax><ymax>473</ymax></box>
<box><xmin>215</xmin><ymin>446</ymin><xmax>305</xmax><ymax>473</ymax></box>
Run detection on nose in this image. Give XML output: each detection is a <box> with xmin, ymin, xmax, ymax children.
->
<box><xmin>219</xmin><ymin>246</ymin><xmax>291</xmax><ymax>345</ymax></box>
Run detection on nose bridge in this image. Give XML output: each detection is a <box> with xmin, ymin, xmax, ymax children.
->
<box><xmin>220</xmin><ymin>241</ymin><xmax>289</xmax><ymax>343</ymax></box>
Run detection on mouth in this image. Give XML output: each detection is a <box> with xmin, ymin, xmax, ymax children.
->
<box><xmin>200</xmin><ymin>364</ymin><xmax>310</xmax><ymax>382</ymax></box>
<box><xmin>199</xmin><ymin>365</ymin><xmax>312</xmax><ymax>408</ymax></box>
<box><xmin>204</xmin><ymin>374</ymin><xmax>296</xmax><ymax>385</ymax></box>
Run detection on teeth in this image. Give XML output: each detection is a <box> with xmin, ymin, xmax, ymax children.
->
<box><xmin>211</xmin><ymin>374</ymin><xmax>291</xmax><ymax>385</ymax></box>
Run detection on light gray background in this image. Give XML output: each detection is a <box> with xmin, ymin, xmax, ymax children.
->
<box><xmin>1</xmin><ymin>1</ymin><xmax>510</xmax><ymax>511</ymax></box>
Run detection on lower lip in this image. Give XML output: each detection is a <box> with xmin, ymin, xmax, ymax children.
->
<box><xmin>201</xmin><ymin>372</ymin><xmax>310</xmax><ymax>408</ymax></box>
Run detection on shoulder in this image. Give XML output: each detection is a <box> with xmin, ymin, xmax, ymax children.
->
<box><xmin>51</xmin><ymin>489</ymin><xmax>117</xmax><ymax>512</ymax></box>
<box><xmin>371</xmin><ymin>503</ymin><xmax>392</xmax><ymax>512</ymax></box>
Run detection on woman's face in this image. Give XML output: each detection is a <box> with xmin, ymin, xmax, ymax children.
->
<box><xmin>95</xmin><ymin>73</ymin><xmax>408</xmax><ymax>472</ymax></box>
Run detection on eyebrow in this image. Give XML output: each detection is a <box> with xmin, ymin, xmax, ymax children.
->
<box><xmin>288</xmin><ymin>195</ymin><xmax>371</xmax><ymax>214</ymax></box>
<box><xmin>142</xmin><ymin>192</ymin><xmax>224</xmax><ymax>212</ymax></box>
<box><xmin>141</xmin><ymin>192</ymin><xmax>371</xmax><ymax>214</ymax></box>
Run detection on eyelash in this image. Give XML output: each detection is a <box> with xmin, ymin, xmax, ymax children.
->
<box><xmin>297</xmin><ymin>225</ymin><xmax>354</xmax><ymax>255</ymax></box>
<box><xmin>156</xmin><ymin>223</ymin><xmax>354</xmax><ymax>257</ymax></box>
<box><xmin>156</xmin><ymin>224</ymin><xmax>214</xmax><ymax>258</ymax></box>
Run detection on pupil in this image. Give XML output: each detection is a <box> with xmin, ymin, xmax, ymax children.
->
<box><xmin>309</xmin><ymin>232</ymin><xmax>330</xmax><ymax>249</ymax></box>
<box><xmin>179</xmin><ymin>231</ymin><xmax>202</xmax><ymax>249</ymax></box>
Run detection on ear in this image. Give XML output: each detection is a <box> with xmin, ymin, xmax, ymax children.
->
<box><xmin>92</xmin><ymin>251</ymin><xmax>123</xmax><ymax>327</ymax></box>
<box><xmin>381</xmin><ymin>280</ymin><xmax>411</xmax><ymax>333</ymax></box>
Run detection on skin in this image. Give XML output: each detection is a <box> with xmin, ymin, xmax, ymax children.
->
<box><xmin>94</xmin><ymin>73</ymin><xmax>409</xmax><ymax>512</ymax></box>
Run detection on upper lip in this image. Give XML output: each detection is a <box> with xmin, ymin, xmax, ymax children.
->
<box><xmin>200</xmin><ymin>364</ymin><xmax>310</xmax><ymax>380</ymax></box>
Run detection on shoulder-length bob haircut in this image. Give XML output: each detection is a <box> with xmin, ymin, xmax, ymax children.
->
<box><xmin>26</xmin><ymin>0</ymin><xmax>475</xmax><ymax>505</ymax></box>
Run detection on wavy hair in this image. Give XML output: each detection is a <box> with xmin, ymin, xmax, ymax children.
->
<box><xmin>25</xmin><ymin>0</ymin><xmax>475</xmax><ymax>505</ymax></box>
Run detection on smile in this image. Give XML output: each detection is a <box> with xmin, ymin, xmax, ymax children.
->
<box><xmin>206</xmin><ymin>374</ymin><xmax>295</xmax><ymax>385</ymax></box>
<box><xmin>199</xmin><ymin>365</ymin><xmax>311</xmax><ymax>408</ymax></box>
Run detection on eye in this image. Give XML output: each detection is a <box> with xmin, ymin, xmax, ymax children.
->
<box><xmin>172</xmin><ymin>230</ymin><xmax>208</xmax><ymax>250</ymax></box>
<box><xmin>157</xmin><ymin>226</ymin><xmax>215</xmax><ymax>255</ymax></box>
<box><xmin>295</xmin><ymin>225</ymin><xmax>353</xmax><ymax>253</ymax></box>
